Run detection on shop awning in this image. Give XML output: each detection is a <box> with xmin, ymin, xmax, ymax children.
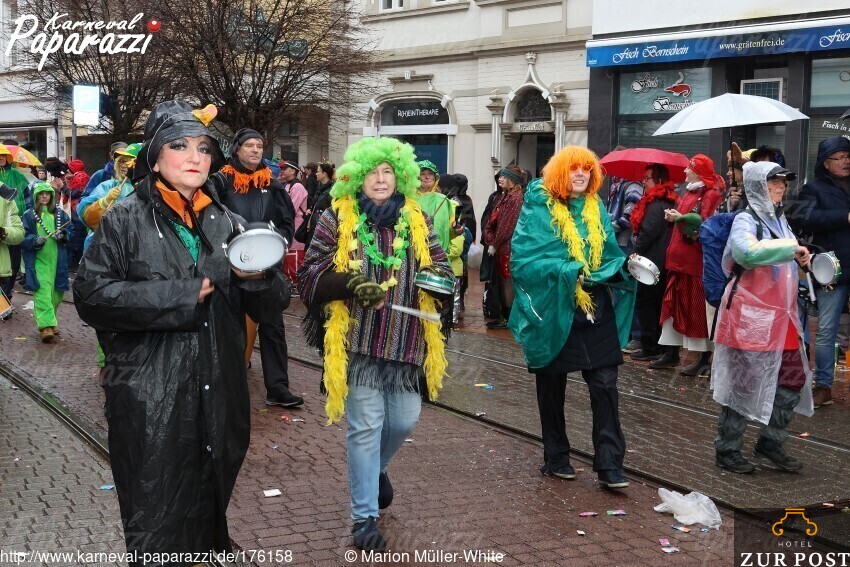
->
<box><xmin>586</xmin><ymin>16</ymin><xmax>850</xmax><ymax>68</ymax></box>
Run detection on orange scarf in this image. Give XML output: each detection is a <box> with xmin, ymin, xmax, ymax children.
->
<box><xmin>220</xmin><ymin>164</ymin><xmax>272</xmax><ymax>194</ymax></box>
<box><xmin>156</xmin><ymin>181</ymin><xmax>212</xmax><ymax>228</ymax></box>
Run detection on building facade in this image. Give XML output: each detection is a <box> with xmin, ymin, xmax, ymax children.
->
<box><xmin>586</xmin><ymin>1</ymin><xmax>850</xmax><ymax>183</ymax></box>
<box><xmin>334</xmin><ymin>0</ymin><xmax>593</xmax><ymax>217</ymax></box>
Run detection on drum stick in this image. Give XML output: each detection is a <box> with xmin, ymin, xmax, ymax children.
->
<box><xmin>390</xmin><ymin>304</ymin><xmax>442</xmax><ymax>323</ymax></box>
<box><xmin>805</xmin><ymin>272</ymin><xmax>816</xmax><ymax>303</ymax></box>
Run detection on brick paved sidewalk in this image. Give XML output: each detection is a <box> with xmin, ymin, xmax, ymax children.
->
<box><xmin>0</xmin><ymin>373</ymin><xmax>126</xmax><ymax>567</ymax></box>
<box><xmin>0</xmin><ymin>297</ymin><xmax>735</xmax><ymax>566</ymax></box>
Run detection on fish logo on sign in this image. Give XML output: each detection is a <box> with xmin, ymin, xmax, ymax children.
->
<box><xmin>664</xmin><ymin>72</ymin><xmax>691</xmax><ymax>97</ymax></box>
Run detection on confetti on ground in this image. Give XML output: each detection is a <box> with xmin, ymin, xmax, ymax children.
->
<box><xmin>291</xmin><ymin>418</ymin><xmax>305</xmax><ymax>422</ymax></box>
<box><xmin>700</xmin><ymin>528</ymin><xmax>710</xmax><ymax>532</ymax></box>
<box><xmin>659</xmin><ymin>538</ymin><xmax>670</xmax><ymax>546</ymax></box>
<box><xmin>579</xmin><ymin>512</ymin><xmax>598</xmax><ymax>517</ymax></box>
<box><xmin>280</xmin><ymin>414</ymin><xmax>291</xmax><ymax>422</ymax></box>
<box><xmin>271</xmin><ymin>445</ymin><xmax>279</xmax><ymax>450</ymax></box>
<box><xmin>11</xmin><ymin>385</ymin><xmax>18</xmax><ymax>390</ymax></box>
<box><xmin>14</xmin><ymin>337</ymin><xmax>26</xmax><ymax>340</ymax></box>
<box><xmin>576</xmin><ymin>530</ymin><xmax>585</xmax><ymax>536</ymax></box>
<box><xmin>678</xmin><ymin>387</ymin><xmax>686</xmax><ymax>391</ymax></box>
<box><xmin>576</xmin><ymin>468</ymin><xmax>585</xmax><ymax>472</ymax></box>
<box><xmin>263</xmin><ymin>489</ymin><xmax>282</xmax><ymax>498</ymax></box>
<box><xmin>798</xmin><ymin>432</ymin><xmax>811</xmax><ymax>438</ymax></box>
<box><xmin>842</xmin><ymin>507</ymin><xmax>850</xmax><ymax>514</ymax></box>
<box><xmin>258</xmin><ymin>408</ymin><xmax>269</xmax><ymax>413</ymax></box>
<box><xmin>474</xmin><ymin>383</ymin><xmax>493</xmax><ymax>388</ymax></box>
<box><xmin>14</xmin><ymin>457</ymin><xmax>20</xmax><ymax>462</ymax></box>
<box><xmin>474</xmin><ymin>412</ymin><xmax>486</xmax><ymax>417</ymax></box>
<box><xmin>824</xmin><ymin>502</ymin><xmax>835</xmax><ymax>507</ymax></box>
<box><xmin>607</xmin><ymin>510</ymin><xmax>626</xmax><ymax>516</ymax></box>
<box><xmin>404</xmin><ymin>438</ymin><xmax>414</xmax><ymax>443</ymax></box>
<box><xmin>99</xmin><ymin>485</ymin><xmax>114</xmax><ymax>490</ymax></box>
<box><xmin>662</xmin><ymin>547</ymin><xmax>680</xmax><ymax>553</ymax></box>
<box><xmin>672</xmin><ymin>526</ymin><xmax>691</xmax><ymax>533</ymax></box>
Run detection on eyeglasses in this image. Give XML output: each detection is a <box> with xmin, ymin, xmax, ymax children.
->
<box><xmin>643</xmin><ymin>175</ymin><xmax>654</xmax><ymax>182</ymax></box>
<box><xmin>569</xmin><ymin>163</ymin><xmax>593</xmax><ymax>173</ymax></box>
<box><xmin>825</xmin><ymin>155</ymin><xmax>850</xmax><ymax>163</ymax></box>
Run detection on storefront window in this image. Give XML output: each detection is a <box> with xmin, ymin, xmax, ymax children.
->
<box><xmin>618</xmin><ymin>67</ymin><xmax>711</xmax><ymax>116</ymax></box>
<box><xmin>810</xmin><ymin>58</ymin><xmax>850</xmax><ymax>109</ymax></box>
<box><xmin>805</xmin><ymin>114</ymin><xmax>850</xmax><ymax>182</ymax></box>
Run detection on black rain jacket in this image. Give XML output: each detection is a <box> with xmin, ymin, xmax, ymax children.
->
<box><xmin>73</xmin><ymin>175</ymin><xmax>291</xmax><ymax>562</ymax></box>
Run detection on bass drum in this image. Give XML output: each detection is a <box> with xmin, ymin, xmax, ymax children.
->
<box><xmin>223</xmin><ymin>221</ymin><xmax>288</xmax><ymax>273</ymax></box>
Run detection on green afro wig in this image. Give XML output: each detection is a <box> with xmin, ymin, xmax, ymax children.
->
<box><xmin>331</xmin><ymin>137</ymin><xmax>421</xmax><ymax>199</ymax></box>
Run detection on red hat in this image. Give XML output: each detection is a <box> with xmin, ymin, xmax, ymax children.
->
<box><xmin>68</xmin><ymin>171</ymin><xmax>90</xmax><ymax>190</ymax></box>
<box><xmin>688</xmin><ymin>154</ymin><xmax>720</xmax><ymax>189</ymax></box>
<box><xmin>68</xmin><ymin>158</ymin><xmax>86</xmax><ymax>174</ymax></box>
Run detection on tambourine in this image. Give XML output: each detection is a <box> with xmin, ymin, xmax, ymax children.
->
<box><xmin>414</xmin><ymin>267</ymin><xmax>454</xmax><ymax>295</ymax></box>
<box><xmin>811</xmin><ymin>252</ymin><xmax>841</xmax><ymax>287</ymax></box>
<box><xmin>627</xmin><ymin>255</ymin><xmax>661</xmax><ymax>286</ymax></box>
<box><xmin>222</xmin><ymin>221</ymin><xmax>288</xmax><ymax>273</ymax></box>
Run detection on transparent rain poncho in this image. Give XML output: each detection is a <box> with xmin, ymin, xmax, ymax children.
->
<box><xmin>710</xmin><ymin>162</ymin><xmax>814</xmax><ymax>424</ymax></box>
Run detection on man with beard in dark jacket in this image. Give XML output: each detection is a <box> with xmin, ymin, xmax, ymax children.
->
<box><xmin>213</xmin><ymin>128</ymin><xmax>302</xmax><ymax>408</ymax></box>
<box><xmin>789</xmin><ymin>136</ymin><xmax>850</xmax><ymax>408</ymax></box>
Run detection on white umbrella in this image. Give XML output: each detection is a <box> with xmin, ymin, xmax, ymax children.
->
<box><xmin>653</xmin><ymin>93</ymin><xmax>809</xmax><ymax>136</ymax></box>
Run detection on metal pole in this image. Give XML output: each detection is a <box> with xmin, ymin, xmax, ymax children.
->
<box><xmin>71</xmin><ymin>121</ymin><xmax>77</xmax><ymax>160</ymax></box>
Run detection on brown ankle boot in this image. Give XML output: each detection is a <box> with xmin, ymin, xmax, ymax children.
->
<box><xmin>40</xmin><ymin>328</ymin><xmax>54</xmax><ymax>343</ymax></box>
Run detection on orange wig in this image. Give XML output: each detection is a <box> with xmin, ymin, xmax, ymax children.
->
<box><xmin>542</xmin><ymin>146</ymin><xmax>605</xmax><ymax>200</ymax></box>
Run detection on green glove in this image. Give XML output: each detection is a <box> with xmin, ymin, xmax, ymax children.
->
<box><xmin>352</xmin><ymin>282</ymin><xmax>386</xmax><ymax>309</ymax></box>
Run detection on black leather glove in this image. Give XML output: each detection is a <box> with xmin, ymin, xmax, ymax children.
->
<box><xmin>54</xmin><ymin>232</ymin><xmax>68</xmax><ymax>244</ymax></box>
<box><xmin>34</xmin><ymin>235</ymin><xmax>46</xmax><ymax>249</ymax></box>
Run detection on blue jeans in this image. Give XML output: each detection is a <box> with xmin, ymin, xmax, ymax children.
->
<box><xmin>814</xmin><ymin>284</ymin><xmax>850</xmax><ymax>388</ymax></box>
<box><xmin>346</xmin><ymin>384</ymin><xmax>421</xmax><ymax>521</ymax></box>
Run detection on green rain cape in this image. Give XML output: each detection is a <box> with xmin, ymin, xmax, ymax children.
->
<box><xmin>508</xmin><ymin>179</ymin><xmax>636</xmax><ymax>369</ymax></box>
<box><xmin>414</xmin><ymin>191</ymin><xmax>456</xmax><ymax>251</ymax></box>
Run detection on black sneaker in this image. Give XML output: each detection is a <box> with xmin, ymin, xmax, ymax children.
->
<box><xmin>598</xmin><ymin>469</ymin><xmax>630</xmax><ymax>489</ymax></box>
<box><xmin>551</xmin><ymin>463</ymin><xmax>576</xmax><ymax>480</ymax></box>
<box><xmin>754</xmin><ymin>440</ymin><xmax>802</xmax><ymax>473</ymax></box>
<box><xmin>352</xmin><ymin>517</ymin><xmax>387</xmax><ymax>552</ymax></box>
<box><xmin>715</xmin><ymin>451</ymin><xmax>755</xmax><ymax>474</ymax></box>
<box><xmin>630</xmin><ymin>350</ymin><xmax>661</xmax><ymax>362</ymax></box>
<box><xmin>378</xmin><ymin>472</ymin><xmax>393</xmax><ymax>509</ymax></box>
<box><xmin>265</xmin><ymin>390</ymin><xmax>304</xmax><ymax>408</ymax></box>
<box><xmin>486</xmin><ymin>320</ymin><xmax>508</xmax><ymax>329</ymax></box>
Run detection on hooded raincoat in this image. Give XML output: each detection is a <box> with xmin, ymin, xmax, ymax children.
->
<box><xmin>509</xmin><ymin>179</ymin><xmax>635</xmax><ymax>369</ymax></box>
<box><xmin>711</xmin><ymin>162</ymin><xmax>814</xmax><ymax>424</ymax></box>
<box><xmin>73</xmin><ymin>173</ymin><xmax>291</xmax><ymax>560</ymax></box>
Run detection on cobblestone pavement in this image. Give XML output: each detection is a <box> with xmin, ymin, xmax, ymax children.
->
<box><xmin>0</xmin><ymin>294</ymin><xmax>737</xmax><ymax>566</ymax></box>
<box><xmin>0</xmin><ymin>373</ymin><xmax>127</xmax><ymax>567</ymax></box>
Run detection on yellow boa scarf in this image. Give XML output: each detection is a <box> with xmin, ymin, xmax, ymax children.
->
<box><xmin>322</xmin><ymin>196</ymin><xmax>447</xmax><ymax>424</ymax></box>
<box><xmin>546</xmin><ymin>193</ymin><xmax>605</xmax><ymax>317</ymax></box>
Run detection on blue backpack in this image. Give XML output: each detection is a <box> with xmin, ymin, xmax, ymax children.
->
<box><xmin>699</xmin><ymin>209</ymin><xmax>761</xmax><ymax>309</ymax></box>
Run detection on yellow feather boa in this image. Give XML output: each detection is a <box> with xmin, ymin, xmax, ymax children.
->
<box><xmin>546</xmin><ymin>193</ymin><xmax>605</xmax><ymax>317</ymax></box>
<box><xmin>322</xmin><ymin>196</ymin><xmax>447</xmax><ymax>424</ymax></box>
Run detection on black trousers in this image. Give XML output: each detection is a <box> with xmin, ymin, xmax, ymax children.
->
<box><xmin>534</xmin><ymin>366</ymin><xmax>626</xmax><ymax>472</ymax></box>
<box><xmin>636</xmin><ymin>273</ymin><xmax>667</xmax><ymax>355</ymax></box>
<box><xmin>258</xmin><ymin>315</ymin><xmax>290</xmax><ymax>397</ymax></box>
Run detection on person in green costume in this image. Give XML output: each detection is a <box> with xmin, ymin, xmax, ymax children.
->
<box><xmin>0</xmin><ymin>181</ymin><xmax>25</xmax><ymax>309</ymax></box>
<box><xmin>0</xmin><ymin>144</ymin><xmax>30</xmax><ymax>287</ymax></box>
<box><xmin>414</xmin><ymin>160</ymin><xmax>456</xmax><ymax>251</ymax></box>
<box><xmin>21</xmin><ymin>182</ymin><xmax>71</xmax><ymax>342</ymax></box>
<box><xmin>508</xmin><ymin>145</ymin><xmax>635</xmax><ymax>490</ymax></box>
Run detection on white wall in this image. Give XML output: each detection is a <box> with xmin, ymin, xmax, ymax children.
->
<box><xmin>592</xmin><ymin>0</ymin><xmax>850</xmax><ymax>35</ymax></box>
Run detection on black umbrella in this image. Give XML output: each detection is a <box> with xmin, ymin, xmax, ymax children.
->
<box><xmin>841</xmin><ymin>108</ymin><xmax>850</xmax><ymax>121</ymax></box>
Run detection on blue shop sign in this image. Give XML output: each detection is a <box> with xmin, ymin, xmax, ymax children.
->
<box><xmin>587</xmin><ymin>23</ymin><xmax>850</xmax><ymax>67</ymax></box>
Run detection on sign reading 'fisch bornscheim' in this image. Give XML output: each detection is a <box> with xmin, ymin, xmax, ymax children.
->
<box><xmin>587</xmin><ymin>23</ymin><xmax>850</xmax><ymax>67</ymax></box>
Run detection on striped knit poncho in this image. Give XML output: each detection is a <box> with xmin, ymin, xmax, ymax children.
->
<box><xmin>299</xmin><ymin>205</ymin><xmax>451</xmax><ymax>369</ymax></box>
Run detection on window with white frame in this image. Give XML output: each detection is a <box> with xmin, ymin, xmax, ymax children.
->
<box><xmin>381</xmin><ymin>0</ymin><xmax>403</xmax><ymax>10</ymax></box>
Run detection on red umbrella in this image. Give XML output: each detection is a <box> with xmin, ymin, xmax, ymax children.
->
<box><xmin>599</xmin><ymin>148</ymin><xmax>689</xmax><ymax>183</ymax></box>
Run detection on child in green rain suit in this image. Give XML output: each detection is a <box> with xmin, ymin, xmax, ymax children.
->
<box><xmin>21</xmin><ymin>182</ymin><xmax>71</xmax><ymax>342</ymax></box>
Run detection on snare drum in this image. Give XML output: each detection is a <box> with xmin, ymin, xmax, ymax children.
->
<box><xmin>811</xmin><ymin>252</ymin><xmax>841</xmax><ymax>287</ymax></box>
<box><xmin>627</xmin><ymin>255</ymin><xmax>661</xmax><ymax>285</ymax></box>
<box><xmin>0</xmin><ymin>287</ymin><xmax>13</xmax><ymax>320</ymax></box>
<box><xmin>414</xmin><ymin>268</ymin><xmax>454</xmax><ymax>295</ymax></box>
<box><xmin>223</xmin><ymin>221</ymin><xmax>288</xmax><ymax>273</ymax></box>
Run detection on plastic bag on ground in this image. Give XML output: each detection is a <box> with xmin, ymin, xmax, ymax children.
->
<box><xmin>653</xmin><ymin>488</ymin><xmax>722</xmax><ymax>529</ymax></box>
